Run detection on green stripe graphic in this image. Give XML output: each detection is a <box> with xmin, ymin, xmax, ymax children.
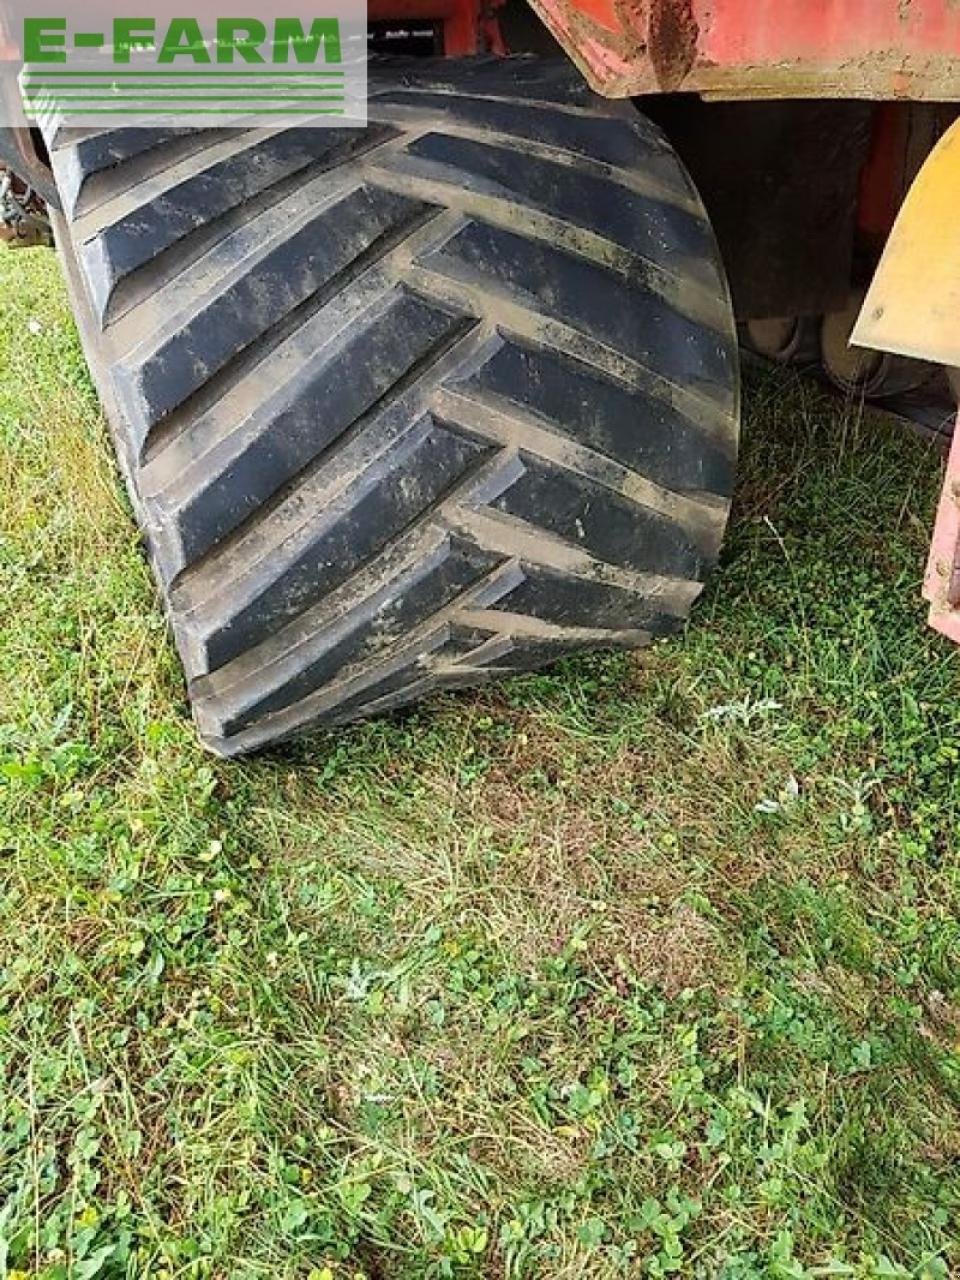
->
<box><xmin>23</xmin><ymin>94</ymin><xmax>345</xmax><ymax>101</ymax></box>
<box><xmin>21</xmin><ymin>60</ymin><xmax>358</xmax><ymax>119</ymax></box>
<box><xmin>24</xmin><ymin>85</ymin><xmax>346</xmax><ymax>92</ymax></box>
<box><xmin>21</xmin><ymin>70</ymin><xmax>346</xmax><ymax>77</ymax></box>
<box><xmin>23</xmin><ymin>107</ymin><xmax>347</xmax><ymax>115</ymax></box>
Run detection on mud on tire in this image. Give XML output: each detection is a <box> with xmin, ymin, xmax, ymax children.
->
<box><xmin>46</xmin><ymin>57</ymin><xmax>739</xmax><ymax>755</ymax></box>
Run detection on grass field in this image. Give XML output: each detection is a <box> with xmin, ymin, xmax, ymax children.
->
<box><xmin>3</xmin><ymin>246</ymin><xmax>960</xmax><ymax>1280</ymax></box>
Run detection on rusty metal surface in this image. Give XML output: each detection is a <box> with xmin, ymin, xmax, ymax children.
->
<box><xmin>526</xmin><ymin>0</ymin><xmax>960</xmax><ymax>100</ymax></box>
<box><xmin>0</xmin><ymin>164</ymin><xmax>51</xmax><ymax>246</ymax></box>
<box><xmin>924</xmin><ymin>417</ymin><xmax>960</xmax><ymax>645</ymax></box>
<box><xmin>0</xmin><ymin>129</ymin><xmax>58</xmax><ymax>212</ymax></box>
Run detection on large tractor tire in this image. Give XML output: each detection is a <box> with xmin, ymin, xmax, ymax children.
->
<box><xmin>45</xmin><ymin>57</ymin><xmax>739</xmax><ymax>755</ymax></box>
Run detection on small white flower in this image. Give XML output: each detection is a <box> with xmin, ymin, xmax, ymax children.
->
<box><xmin>700</xmin><ymin>697</ymin><xmax>782</xmax><ymax>726</ymax></box>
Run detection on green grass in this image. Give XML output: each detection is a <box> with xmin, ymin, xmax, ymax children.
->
<box><xmin>2</xmin><ymin>246</ymin><xmax>960</xmax><ymax>1280</ymax></box>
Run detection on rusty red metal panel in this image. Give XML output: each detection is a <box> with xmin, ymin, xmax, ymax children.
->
<box><xmin>526</xmin><ymin>0</ymin><xmax>960</xmax><ymax>100</ymax></box>
<box><xmin>925</xmin><ymin>416</ymin><xmax>960</xmax><ymax>646</ymax></box>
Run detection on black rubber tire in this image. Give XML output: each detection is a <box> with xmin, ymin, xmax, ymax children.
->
<box><xmin>44</xmin><ymin>57</ymin><xmax>739</xmax><ymax>755</ymax></box>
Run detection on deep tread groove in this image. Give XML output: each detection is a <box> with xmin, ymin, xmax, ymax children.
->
<box><xmin>112</xmin><ymin>183</ymin><xmax>437</xmax><ymax>448</ymax></box>
<box><xmin>166</xmin><ymin>307</ymin><xmax>482</xmax><ymax>603</ymax></box>
<box><xmin>80</xmin><ymin>125</ymin><xmax>402</xmax><ymax>327</ymax></box>
<box><xmin>391</xmin><ymin>130</ymin><xmax>714</xmax><ymax>271</ymax></box>
<box><xmin>47</xmin><ymin>55</ymin><xmax>739</xmax><ymax>755</ymax></box>
<box><xmin>139</xmin><ymin>200</ymin><xmax>445</xmax><ymax>466</ymax></box>
<box><xmin>194</xmin><ymin>416</ymin><xmax>494</xmax><ymax>671</ymax></box>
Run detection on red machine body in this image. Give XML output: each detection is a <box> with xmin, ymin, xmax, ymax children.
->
<box><xmin>371</xmin><ymin>0</ymin><xmax>960</xmax><ymax>99</ymax></box>
<box><xmin>527</xmin><ymin>0</ymin><xmax>960</xmax><ymax>100</ymax></box>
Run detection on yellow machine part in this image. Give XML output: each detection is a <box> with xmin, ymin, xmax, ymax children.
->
<box><xmin>853</xmin><ymin>118</ymin><xmax>960</xmax><ymax>368</ymax></box>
